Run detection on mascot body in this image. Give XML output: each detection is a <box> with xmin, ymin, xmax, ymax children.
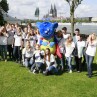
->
<box><xmin>36</xmin><ymin>22</ymin><xmax>62</xmax><ymax>58</ymax></box>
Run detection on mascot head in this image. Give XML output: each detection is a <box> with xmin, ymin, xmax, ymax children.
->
<box><xmin>36</xmin><ymin>22</ymin><xmax>58</xmax><ymax>39</ymax></box>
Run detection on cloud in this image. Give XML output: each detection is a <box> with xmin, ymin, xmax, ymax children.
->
<box><xmin>7</xmin><ymin>0</ymin><xmax>97</xmax><ymax>19</ymax></box>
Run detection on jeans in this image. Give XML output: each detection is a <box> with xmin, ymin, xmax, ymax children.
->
<box><xmin>25</xmin><ymin>57</ymin><xmax>33</xmax><ymax>68</ymax></box>
<box><xmin>48</xmin><ymin>66</ymin><xmax>58</xmax><ymax>74</ymax></box>
<box><xmin>66</xmin><ymin>56</ymin><xmax>72</xmax><ymax>71</ymax></box>
<box><xmin>0</xmin><ymin>45</ymin><xmax>7</xmax><ymax>60</ymax></box>
<box><xmin>85</xmin><ymin>54</ymin><xmax>94</xmax><ymax>76</ymax></box>
<box><xmin>31</xmin><ymin>62</ymin><xmax>45</xmax><ymax>71</ymax></box>
<box><xmin>13</xmin><ymin>46</ymin><xmax>21</xmax><ymax>61</ymax></box>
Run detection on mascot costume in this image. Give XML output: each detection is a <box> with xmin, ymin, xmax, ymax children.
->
<box><xmin>36</xmin><ymin>22</ymin><xmax>62</xmax><ymax>59</ymax></box>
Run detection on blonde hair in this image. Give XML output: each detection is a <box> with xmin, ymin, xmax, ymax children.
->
<box><xmin>65</xmin><ymin>36</ymin><xmax>73</xmax><ymax>46</ymax></box>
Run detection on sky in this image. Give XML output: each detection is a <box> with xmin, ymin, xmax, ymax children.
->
<box><xmin>7</xmin><ymin>0</ymin><xmax>97</xmax><ymax>19</ymax></box>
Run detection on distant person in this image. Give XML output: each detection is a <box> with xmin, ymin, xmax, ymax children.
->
<box><xmin>85</xmin><ymin>33</ymin><xmax>97</xmax><ymax>78</ymax></box>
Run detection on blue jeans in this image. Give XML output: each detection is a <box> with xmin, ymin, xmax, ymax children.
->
<box><xmin>48</xmin><ymin>66</ymin><xmax>58</xmax><ymax>74</ymax></box>
<box><xmin>13</xmin><ymin>46</ymin><xmax>21</xmax><ymax>61</ymax></box>
<box><xmin>31</xmin><ymin>62</ymin><xmax>45</xmax><ymax>71</ymax></box>
<box><xmin>0</xmin><ymin>45</ymin><xmax>7</xmax><ymax>60</ymax></box>
<box><xmin>25</xmin><ymin>57</ymin><xmax>33</xmax><ymax>67</ymax></box>
<box><xmin>85</xmin><ymin>54</ymin><xmax>94</xmax><ymax>76</ymax></box>
<box><xmin>66</xmin><ymin>57</ymin><xmax>72</xmax><ymax>71</ymax></box>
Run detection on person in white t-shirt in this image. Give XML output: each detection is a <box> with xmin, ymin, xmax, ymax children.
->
<box><xmin>85</xmin><ymin>33</ymin><xmax>97</xmax><ymax>78</ymax></box>
<box><xmin>64</xmin><ymin>36</ymin><xmax>75</xmax><ymax>73</ymax></box>
<box><xmin>62</xmin><ymin>27</ymin><xmax>70</xmax><ymax>41</ymax></box>
<box><xmin>25</xmin><ymin>29</ymin><xmax>36</xmax><ymax>49</ymax></box>
<box><xmin>22</xmin><ymin>41</ymin><xmax>34</xmax><ymax>68</ymax></box>
<box><xmin>0</xmin><ymin>26</ymin><xmax>9</xmax><ymax>62</ymax></box>
<box><xmin>43</xmin><ymin>48</ymin><xmax>58</xmax><ymax>75</ymax></box>
<box><xmin>76</xmin><ymin>35</ymin><xmax>86</xmax><ymax>72</ymax></box>
<box><xmin>31</xmin><ymin>44</ymin><xmax>45</xmax><ymax>74</ymax></box>
<box><xmin>13</xmin><ymin>27</ymin><xmax>23</xmax><ymax>63</ymax></box>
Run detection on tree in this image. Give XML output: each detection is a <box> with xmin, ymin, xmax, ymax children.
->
<box><xmin>35</xmin><ymin>7</ymin><xmax>40</xmax><ymax>20</ymax></box>
<box><xmin>65</xmin><ymin>0</ymin><xmax>83</xmax><ymax>36</ymax></box>
<box><xmin>0</xmin><ymin>0</ymin><xmax>9</xmax><ymax>25</ymax></box>
<box><xmin>0</xmin><ymin>0</ymin><xmax>9</xmax><ymax>12</ymax></box>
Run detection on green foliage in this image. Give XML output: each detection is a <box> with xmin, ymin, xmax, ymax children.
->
<box><xmin>0</xmin><ymin>0</ymin><xmax>9</xmax><ymax>12</ymax></box>
<box><xmin>0</xmin><ymin>0</ymin><xmax>9</xmax><ymax>25</ymax></box>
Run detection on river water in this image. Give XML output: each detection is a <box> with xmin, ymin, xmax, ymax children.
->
<box><xmin>31</xmin><ymin>23</ymin><xmax>97</xmax><ymax>35</ymax></box>
<box><xmin>57</xmin><ymin>24</ymin><xmax>97</xmax><ymax>35</ymax></box>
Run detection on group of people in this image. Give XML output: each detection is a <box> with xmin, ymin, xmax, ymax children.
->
<box><xmin>0</xmin><ymin>23</ymin><xmax>97</xmax><ymax>78</ymax></box>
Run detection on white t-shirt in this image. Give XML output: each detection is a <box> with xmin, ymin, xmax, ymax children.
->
<box><xmin>45</xmin><ymin>54</ymin><xmax>57</xmax><ymax>68</ymax></box>
<box><xmin>63</xmin><ymin>33</ymin><xmax>70</xmax><ymax>40</ymax></box>
<box><xmin>86</xmin><ymin>40</ymin><xmax>97</xmax><ymax>56</ymax></box>
<box><xmin>26</xmin><ymin>35</ymin><xmax>36</xmax><ymax>47</ymax></box>
<box><xmin>34</xmin><ymin>50</ymin><xmax>44</xmax><ymax>63</ymax></box>
<box><xmin>14</xmin><ymin>35</ymin><xmax>22</xmax><ymax>46</ymax></box>
<box><xmin>22</xmin><ymin>48</ymin><xmax>33</xmax><ymax>58</ymax></box>
<box><xmin>77</xmin><ymin>41</ymin><xmax>85</xmax><ymax>58</ymax></box>
<box><xmin>65</xmin><ymin>42</ymin><xmax>75</xmax><ymax>57</ymax></box>
<box><xmin>36</xmin><ymin>34</ymin><xmax>42</xmax><ymax>45</ymax></box>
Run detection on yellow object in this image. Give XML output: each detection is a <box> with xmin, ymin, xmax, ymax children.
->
<box><xmin>40</xmin><ymin>38</ymin><xmax>56</xmax><ymax>54</ymax></box>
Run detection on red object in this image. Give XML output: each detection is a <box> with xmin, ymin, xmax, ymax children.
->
<box><xmin>55</xmin><ymin>44</ymin><xmax>62</xmax><ymax>58</ymax></box>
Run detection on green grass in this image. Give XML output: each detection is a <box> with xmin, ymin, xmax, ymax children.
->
<box><xmin>0</xmin><ymin>53</ymin><xmax>97</xmax><ymax>97</ymax></box>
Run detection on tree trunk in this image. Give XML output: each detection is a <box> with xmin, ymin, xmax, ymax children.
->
<box><xmin>70</xmin><ymin>1</ymin><xmax>75</xmax><ymax>37</ymax></box>
<box><xmin>70</xmin><ymin>11</ymin><xmax>74</xmax><ymax>37</ymax></box>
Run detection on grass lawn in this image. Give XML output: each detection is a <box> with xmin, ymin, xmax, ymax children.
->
<box><xmin>0</xmin><ymin>53</ymin><xmax>97</xmax><ymax>97</ymax></box>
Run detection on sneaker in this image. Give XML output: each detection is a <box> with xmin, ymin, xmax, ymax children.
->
<box><xmin>33</xmin><ymin>69</ymin><xmax>37</xmax><ymax>74</ymax></box>
<box><xmin>5</xmin><ymin>60</ymin><xmax>7</xmax><ymax>62</ymax></box>
<box><xmin>77</xmin><ymin>71</ymin><xmax>81</xmax><ymax>73</ymax></box>
<box><xmin>69</xmin><ymin>70</ymin><xmax>72</xmax><ymax>73</ymax></box>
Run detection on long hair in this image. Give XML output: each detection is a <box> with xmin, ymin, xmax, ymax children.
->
<box><xmin>44</xmin><ymin>48</ymin><xmax>51</xmax><ymax>62</ymax></box>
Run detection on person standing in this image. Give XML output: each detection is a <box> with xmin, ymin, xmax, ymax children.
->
<box><xmin>13</xmin><ymin>27</ymin><xmax>23</xmax><ymax>63</ymax></box>
<box><xmin>85</xmin><ymin>33</ymin><xmax>97</xmax><ymax>78</ymax></box>
<box><xmin>0</xmin><ymin>26</ymin><xmax>9</xmax><ymax>62</ymax></box>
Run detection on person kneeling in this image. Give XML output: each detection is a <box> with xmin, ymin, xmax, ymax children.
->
<box><xmin>31</xmin><ymin>44</ymin><xmax>45</xmax><ymax>74</ymax></box>
<box><xmin>43</xmin><ymin>48</ymin><xmax>58</xmax><ymax>76</ymax></box>
<box><xmin>22</xmin><ymin>41</ymin><xmax>34</xmax><ymax>69</ymax></box>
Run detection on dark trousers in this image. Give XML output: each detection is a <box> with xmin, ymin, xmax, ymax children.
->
<box><xmin>13</xmin><ymin>46</ymin><xmax>21</xmax><ymax>61</ymax></box>
<box><xmin>56</xmin><ymin>54</ymin><xmax>65</xmax><ymax>71</ymax></box>
<box><xmin>7</xmin><ymin>45</ymin><xmax>13</xmax><ymax>59</ymax></box>
<box><xmin>75</xmin><ymin>56</ymin><xmax>82</xmax><ymax>72</ymax></box>
<box><xmin>0</xmin><ymin>45</ymin><xmax>7</xmax><ymax>60</ymax></box>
